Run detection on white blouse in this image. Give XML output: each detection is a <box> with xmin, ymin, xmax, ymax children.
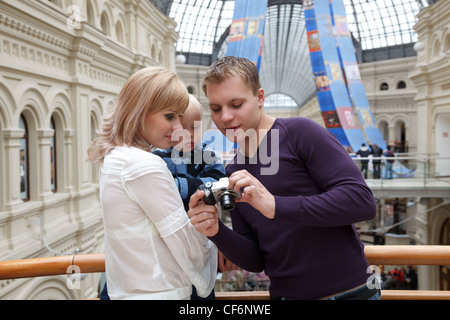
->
<box><xmin>100</xmin><ymin>145</ymin><xmax>217</xmax><ymax>300</ymax></box>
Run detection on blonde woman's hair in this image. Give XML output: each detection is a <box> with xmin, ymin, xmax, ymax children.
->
<box><xmin>87</xmin><ymin>66</ymin><xmax>189</xmax><ymax>165</ymax></box>
<box><xmin>202</xmin><ymin>56</ymin><xmax>261</xmax><ymax>96</ymax></box>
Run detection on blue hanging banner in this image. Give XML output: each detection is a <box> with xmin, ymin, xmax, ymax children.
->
<box><xmin>226</xmin><ymin>0</ymin><xmax>268</xmax><ymax>72</ymax></box>
<box><xmin>305</xmin><ymin>0</ymin><xmax>388</xmax><ymax>152</ymax></box>
<box><xmin>329</xmin><ymin>0</ymin><xmax>386</xmax><ymax>150</ymax></box>
<box><xmin>304</xmin><ymin>0</ymin><xmax>353</xmax><ymax>149</ymax></box>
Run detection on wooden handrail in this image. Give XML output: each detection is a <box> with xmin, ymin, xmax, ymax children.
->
<box><xmin>1</xmin><ymin>246</ymin><xmax>450</xmax><ymax>300</ymax></box>
<box><xmin>0</xmin><ymin>253</ymin><xmax>105</xmax><ymax>280</ymax></box>
<box><xmin>2</xmin><ymin>245</ymin><xmax>449</xmax><ymax>280</ymax></box>
<box><xmin>364</xmin><ymin>245</ymin><xmax>450</xmax><ymax>265</ymax></box>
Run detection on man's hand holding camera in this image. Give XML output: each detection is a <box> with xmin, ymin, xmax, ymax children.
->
<box><xmin>188</xmin><ymin>170</ymin><xmax>276</xmax><ymax>238</ymax></box>
<box><xmin>228</xmin><ymin>170</ymin><xmax>275</xmax><ymax>220</ymax></box>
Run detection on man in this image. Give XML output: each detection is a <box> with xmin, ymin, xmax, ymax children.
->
<box><xmin>356</xmin><ymin>143</ymin><xmax>371</xmax><ymax>179</ymax></box>
<box><xmin>188</xmin><ymin>57</ymin><xmax>379</xmax><ymax>300</ymax></box>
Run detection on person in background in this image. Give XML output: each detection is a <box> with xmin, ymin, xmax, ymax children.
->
<box><xmin>384</xmin><ymin>145</ymin><xmax>395</xmax><ymax>179</ymax></box>
<box><xmin>87</xmin><ymin>66</ymin><xmax>217</xmax><ymax>300</ymax></box>
<box><xmin>188</xmin><ymin>56</ymin><xmax>379</xmax><ymax>300</ymax></box>
<box><xmin>356</xmin><ymin>143</ymin><xmax>371</xmax><ymax>179</ymax></box>
<box><xmin>371</xmin><ymin>143</ymin><xmax>383</xmax><ymax>179</ymax></box>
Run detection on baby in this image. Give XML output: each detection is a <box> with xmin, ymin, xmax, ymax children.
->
<box><xmin>153</xmin><ymin>94</ymin><xmax>226</xmax><ymax>211</ymax></box>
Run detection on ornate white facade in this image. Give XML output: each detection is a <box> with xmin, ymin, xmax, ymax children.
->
<box><xmin>0</xmin><ymin>0</ymin><xmax>178</xmax><ymax>299</ymax></box>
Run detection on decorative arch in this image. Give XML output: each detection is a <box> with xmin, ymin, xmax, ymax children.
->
<box><xmin>100</xmin><ymin>10</ymin><xmax>111</xmax><ymax>36</ymax></box>
<box><xmin>265</xmin><ymin>93</ymin><xmax>299</xmax><ymax>109</ymax></box>
<box><xmin>86</xmin><ymin>0</ymin><xmax>99</xmax><ymax>27</ymax></box>
<box><xmin>432</xmin><ymin>38</ymin><xmax>441</xmax><ymax>57</ymax></box>
<box><xmin>16</xmin><ymin>277</ymin><xmax>76</xmax><ymax>300</ymax></box>
<box><xmin>90</xmin><ymin>97</ymin><xmax>103</xmax><ymax>119</ymax></box>
<box><xmin>0</xmin><ymin>81</ymin><xmax>15</xmax><ymax>127</ymax></box>
<box><xmin>375</xmin><ymin>117</ymin><xmax>389</xmax><ymax>142</ymax></box>
<box><xmin>392</xmin><ymin>116</ymin><xmax>407</xmax><ymax>152</ymax></box>
<box><xmin>443</xmin><ymin>30</ymin><xmax>450</xmax><ymax>52</ymax></box>
<box><xmin>115</xmin><ymin>21</ymin><xmax>125</xmax><ymax>44</ymax></box>
<box><xmin>114</xmin><ymin>12</ymin><xmax>126</xmax><ymax>45</ymax></box>
<box><xmin>396</xmin><ymin>80</ymin><xmax>407</xmax><ymax>89</ymax></box>
<box><xmin>16</xmin><ymin>86</ymin><xmax>47</xmax><ymax>128</ymax></box>
<box><xmin>377</xmin><ymin>79</ymin><xmax>390</xmax><ymax>91</ymax></box>
<box><xmin>393</xmin><ymin>76</ymin><xmax>408</xmax><ymax>89</ymax></box>
<box><xmin>48</xmin><ymin>91</ymin><xmax>72</xmax><ymax>129</ymax></box>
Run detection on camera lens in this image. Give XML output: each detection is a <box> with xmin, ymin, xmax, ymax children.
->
<box><xmin>220</xmin><ymin>193</ymin><xmax>236</xmax><ymax>211</ymax></box>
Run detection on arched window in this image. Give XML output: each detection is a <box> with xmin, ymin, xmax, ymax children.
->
<box><xmin>395</xmin><ymin>120</ymin><xmax>406</xmax><ymax>152</ymax></box>
<box><xmin>115</xmin><ymin>21</ymin><xmax>124</xmax><ymax>44</ymax></box>
<box><xmin>100</xmin><ymin>11</ymin><xmax>110</xmax><ymax>35</ymax></box>
<box><xmin>86</xmin><ymin>1</ymin><xmax>95</xmax><ymax>26</ymax></box>
<box><xmin>445</xmin><ymin>34</ymin><xmax>450</xmax><ymax>52</ymax></box>
<box><xmin>378</xmin><ymin>120</ymin><xmax>389</xmax><ymax>142</ymax></box>
<box><xmin>50</xmin><ymin>117</ymin><xmax>57</xmax><ymax>193</ymax></box>
<box><xmin>397</xmin><ymin>81</ymin><xmax>406</xmax><ymax>89</ymax></box>
<box><xmin>380</xmin><ymin>82</ymin><xmax>389</xmax><ymax>91</ymax></box>
<box><xmin>19</xmin><ymin>115</ymin><xmax>29</xmax><ymax>201</ymax></box>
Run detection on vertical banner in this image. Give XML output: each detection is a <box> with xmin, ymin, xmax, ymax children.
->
<box><xmin>330</xmin><ymin>0</ymin><xmax>386</xmax><ymax>150</ymax></box>
<box><xmin>304</xmin><ymin>0</ymin><xmax>352</xmax><ymax>149</ymax></box>
<box><xmin>226</xmin><ymin>0</ymin><xmax>268</xmax><ymax>72</ymax></box>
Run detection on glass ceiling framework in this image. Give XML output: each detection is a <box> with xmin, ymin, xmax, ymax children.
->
<box><xmin>168</xmin><ymin>0</ymin><xmax>430</xmax><ymax>56</ymax></box>
<box><xmin>259</xmin><ymin>2</ymin><xmax>315</xmax><ymax>108</ymax></box>
<box><xmin>169</xmin><ymin>0</ymin><xmax>235</xmax><ymax>55</ymax></box>
<box><xmin>167</xmin><ymin>0</ymin><xmax>432</xmax><ymax>108</ymax></box>
<box><xmin>345</xmin><ymin>0</ymin><xmax>428</xmax><ymax>50</ymax></box>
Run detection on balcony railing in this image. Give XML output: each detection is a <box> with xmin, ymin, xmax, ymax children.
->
<box><xmin>1</xmin><ymin>246</ymin><xmax>449</xmax><ymax>300</ymax></box>
<box><xmin>351</xmin><ymin>154</ymin><xmax>450</xmax><ymax>183</ymax></box>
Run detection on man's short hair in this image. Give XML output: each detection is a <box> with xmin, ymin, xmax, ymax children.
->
<box><xmin>202</xmin><ymin>56</ymin><xmax>261</xmax><ymax>96</ymax></box>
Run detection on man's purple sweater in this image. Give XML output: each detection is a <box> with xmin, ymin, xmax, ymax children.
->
<box><xmin>209</xmin><ymin>117</ymin><xmax>376</xmax><ymax>299</ymax></box>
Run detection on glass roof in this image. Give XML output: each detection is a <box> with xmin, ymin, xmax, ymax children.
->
<box><xmin>345</xmin><ymin>0</ymin><xmax>428</xmax><ymax>50</ymax></box>
<box><xmin>169</xmin><ymin>0</ymin><xmax>235</xmax><ymax>55</ymax></box>
<box><xmin>164</xmin><ymin>0</ymin><xmax>433</xmax><ymax>108</ymax></box>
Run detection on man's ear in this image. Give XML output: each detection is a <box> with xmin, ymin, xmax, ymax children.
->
<box><xmin>257</xmin><ymin>88</ymin><xmax>265</xmax><ymax>107</ymax></box>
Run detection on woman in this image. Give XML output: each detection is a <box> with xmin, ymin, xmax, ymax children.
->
<box><xmin>87</xmin><ymin>66</ymin><xmax>217</xmax><ymax>300</ymax></box>
<box><xmin>188</xmin><ymin>57</ymin><xmax>380</xmax><ymax>300</ymax></box>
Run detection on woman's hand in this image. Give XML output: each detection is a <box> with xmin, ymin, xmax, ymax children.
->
<box><xmin>218</xmin><ymin>251</ymin><xmax>240</xmax><ymax>272</ymax></box>
<box><xmin>188</xmin><ymin>190</ymin><xmax>219</xmax><ymax>237</ymax></box>
<box><xmin>228</xmin><ymin>169</ymin><xmax>276</xmax><ymax>220</ymax></box>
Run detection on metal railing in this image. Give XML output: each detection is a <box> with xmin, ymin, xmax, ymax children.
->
<box><xmin>1</xmin><ymin>245</ymin><xmax>449</xmax><ymax>300</ymax></box>
<box><xmin>351</xmin><ymin>154</ymin><xmax>450</xmax><ymax>181</ymax></box>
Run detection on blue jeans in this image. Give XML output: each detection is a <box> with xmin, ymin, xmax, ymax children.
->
<box><xmin>384</xmin><ymin>162</ymin><xmax>393</xmax><ymax>179</ymax></box>
<box><xmin>271</xmin><ymin>284</ymin><xmax>381</xmax><ymax>300</ymax></box>
<box><xmin>326</xmin><ymin>284</ymin><xmax>381</xmax><ymax>300</ymax></box>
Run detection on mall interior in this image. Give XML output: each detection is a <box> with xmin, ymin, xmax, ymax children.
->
<box><xmin>0</xmin><ymin>0</ymin><xmax>449</xmax><ymax>299</ymax></box>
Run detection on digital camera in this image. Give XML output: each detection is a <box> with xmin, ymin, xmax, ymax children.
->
<box><xmin>198</xmin><ymin>177</ymin><xmax>241</xmax><ymax>211</ymax></box>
